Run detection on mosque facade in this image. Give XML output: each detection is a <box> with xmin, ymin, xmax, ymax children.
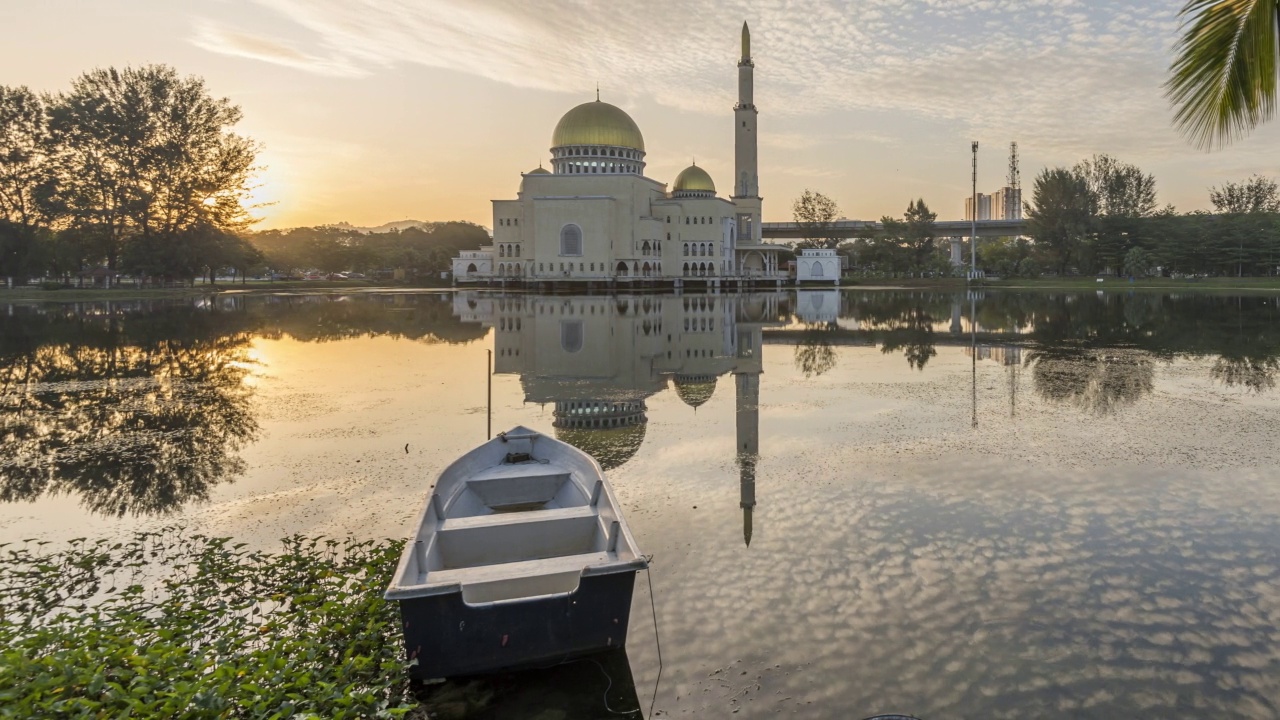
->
<box><xmin>452</xmin><ymin>23</ymin><xmax>784</xmax><ymax>286</ymax></box>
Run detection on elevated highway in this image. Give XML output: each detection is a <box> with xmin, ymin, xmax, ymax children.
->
<box><xmin>762</xmin><ymin>219</ymin><xmax>1025</xmax><ymax>241</ymax></box>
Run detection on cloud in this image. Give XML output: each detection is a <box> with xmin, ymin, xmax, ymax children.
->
<box><xmin>190</xmin><ymin>1</ymin><xmax>1190</xmax><ymax>157</ymax></box>
<box><xmin>191</xmin><ymin>18</ymin><xmax>366</xmax><ymax>77</ymax></box>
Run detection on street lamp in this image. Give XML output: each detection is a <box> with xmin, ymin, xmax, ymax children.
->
<box><xmin>970</xmin><ymin>141</ymin><xmax>979</xmax><ymax>281</ymax></box>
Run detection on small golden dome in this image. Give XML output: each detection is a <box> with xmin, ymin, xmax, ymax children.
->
<box><xmin>527</xmin><ymin>166</ymin><xmax>550</xmax><ymax>175</ymax></box>
<box><xmin>673</xmin><ymin>164</ymin><xmax>716</xmax><ymax>194</ymax></box>
<box><xmin>552</xmin><ymin>100</ymin><xmax>645</xmax><ymax>152</ymax></box>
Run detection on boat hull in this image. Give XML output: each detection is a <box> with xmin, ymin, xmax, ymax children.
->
<box><xmin>398</xmin><ymin>570</ymin><xmax>640</xmax><ymax>679</ymax></box>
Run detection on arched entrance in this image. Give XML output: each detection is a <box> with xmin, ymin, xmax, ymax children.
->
<box><xmin>616</xmin><ymin>261</ymin><xmax>629</xmax><ymax>277</ymax></box>
<box><xmin>466</xmin><ymin>263</ymin><xmax>478</xmax><ymax>274</ymax></box>
<box><xmin>642</xmin><ymin>262</ymin><xmax>652</xmax><ymax>277</ymax></box>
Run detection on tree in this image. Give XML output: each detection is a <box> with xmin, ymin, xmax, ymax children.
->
<box><xmin>1123</xmin><ymin>246</ymin><xmax>1153</xmax><ymax>277</ymax></box>
<box><xmin>0</xmin><ymin>86</ymin><xmax>59</xmax><ymax>280</ymax></box>
<box><xmin>1074</xmin><ymin>154</ymin><xmax>1157</xmax><ymax>218</ymax></box>
<box><xmin>48</xmin><ymin>65</ymin><xmax>258</xmax><ymax>271</ymax></box>
<box><xmin>877</xmin><ymin>199</ymin><xmax>939</xmax><ymax>272</ymax></box>
<box><xmin>791</xmin><ymin>189</ymin><xmax>839</xmax><ymax>249</ymax></box>
<box><xmin>902</xmin><ymin>198</ymin><xmax>938</xmax><ymax>268</ymax></box>
<box><xmin>1026</xmin><ymin>168</ymin><xmax>1093</xmax><ymax>275</ymax></box>
<box><xmin>1166</xmin><ymin>0</ymin><xmax>1280</xmax><ymax>149</ymax></box>
<box><xmin>1210</xmin><ymin>175</ymin><xmax>1280</xmax><ymax>213</ymax></box>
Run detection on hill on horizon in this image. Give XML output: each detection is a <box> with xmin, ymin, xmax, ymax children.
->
<box><xmin>325</xmin><ymin>219</ymin><xmax>434</xmax><ymax>234</ymax></box>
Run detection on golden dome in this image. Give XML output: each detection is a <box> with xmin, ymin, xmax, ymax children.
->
<box><xmin>527</xmin><ymin>166</ymin><xmax>550</xmax><ymax>175</ymax></box>
<box><xmin>673</xmin><ymin>374</ymin><xmax>718</xmax><ymax>408</ymax></box>
<box><xmin>552</xmin><ymin>100</ymin><xmax>645</xmax><ymax>152</ymax></box>
<box><xmin>673</xmin><ymin>164</ymin><xmax>716</xmax><ymax>194</ymax></box>
<box><xmin>555</xmin><ymin>423</ymin><xmax>647</xmax><ymax>471</ymax></box>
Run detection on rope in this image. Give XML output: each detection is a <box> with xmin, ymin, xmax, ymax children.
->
<box><xmin>590</xmin><ymin>657</ymin><xmax>640</xmax><ymax>716</ymax></box>
<box><xmin>643</xmin><ymin>555</ymin><xmax>663</xmax><ymax>719</ymax></box>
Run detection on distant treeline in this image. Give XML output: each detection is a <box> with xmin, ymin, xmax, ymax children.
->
<box><xmin>799</xmin><ymin>157</ymin><xmax>1280</xmax><ymax>278</ymax></box>
<box><xmin>0</xmin><ymin>66</ymin><xmax>260</xmax><ymax>285</ymax></box>
<box><xmin>248</xmin><ymin>222</ymin><xmax>490</xmax><ymax>278</ymax></box>
<box><xmin>0</xmin><ymin>65</ymin><xmax>490</xmax><ymax>285</ymax></box>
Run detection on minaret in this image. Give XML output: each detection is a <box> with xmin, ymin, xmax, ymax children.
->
<box><xmin>733</xmin><ymin>21</ymin><xmax>763</xmax><ymax>245</ymax></box>
<box><xmin>734</xmin><ymin>321</ymin><xmax>761</xmax><ymax>546</ymax></box>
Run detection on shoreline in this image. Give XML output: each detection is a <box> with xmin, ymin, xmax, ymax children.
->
<box><xmin>3</xmin><ymin>276</ymin><xmax>1279</xmax><ymax>303</ymax></box>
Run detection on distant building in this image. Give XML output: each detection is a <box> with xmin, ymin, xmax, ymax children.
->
<box><xmin>965</xmin><ymin>187</ymin><xmax>1022</xmax><ymax>222</ymax></box>
<box><xmin>991</xmin><ymin>187</ymin><xmax>1022</xmax><ymax>220</ymax></box>
<box><xmin>795</xmin><ymin>249</ymin><xmax>839</xmax><ymax>283</ymax></box>
<box><xmin>964</xmin><ymin>194</ymin><xmax>992</xmax><ymax>221</ymax></box>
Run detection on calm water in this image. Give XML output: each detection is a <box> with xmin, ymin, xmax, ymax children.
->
<box><xmin>3</xmin><ymin>288</ymin><xmax>1280</xmax><ymax>718</ymax></box>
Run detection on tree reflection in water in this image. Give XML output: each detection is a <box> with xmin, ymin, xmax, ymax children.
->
<box><xmin>1211</xmin><ymin>356</ymin><xmax>1279</xmax><ymax>393</ymax></box>
<box><xmin>0</xmin><ymin>294</ymin><xmax>487</xmax><ymax>517</ymax></box>
<box><xmin>793</xmin><ymin>322</ymin><xmax>838</xmax><ymax>378</ymax></box>
<box><xmin>1027</xmin><ymin>347</ymin><xmax>1156</xmax><ymax>415</ymax></box>
<box><xmin>0</xmin><ymin>311</ymin><xmax>260</xmax><ymax>516</ymax></box>
<box><xmin>876</xmin><ymin>305</ymin><xmax>937</xmax><ymax>371</ymax></box>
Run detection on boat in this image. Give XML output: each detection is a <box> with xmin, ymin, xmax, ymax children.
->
<box><xmin>385</xmin><ymin>425</ymin><xmax>648</xmax><ymax>679</ymax></box>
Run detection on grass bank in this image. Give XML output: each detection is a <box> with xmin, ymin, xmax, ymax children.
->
<box><xmin>985</xmin><ymin>277</ymin><xmax>1280</xmax><ymax>292</ymax></box>
<box><xmin>0</xmin><ymin>530</ymin><xmax>422</xmax><ymax>718</ymax></box>
<box><xmin>840</xmin><ymin>276</ymin><xmax>1280</xmax><ymax>292</ymax></box>
<box><xmin>0</xmin><ymin>280</ymin><xmax>451</xmax><ymax>303</ymax></box>
<box><xmin>0</xmin><ymin>530</ymin><xmax>635</xmax><ymax>719</ymax></box>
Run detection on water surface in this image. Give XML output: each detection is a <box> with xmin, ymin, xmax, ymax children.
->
<box><xmin>2</xmin><ymin>289</ymin><xmax>1279</xmax><ymax>718</ymax></box>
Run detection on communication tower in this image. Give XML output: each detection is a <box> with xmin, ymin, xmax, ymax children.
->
<box><xmin>1007</xmin><ymin>141</ymin><xmax>1020</xmax><ymax>192</ymax></box>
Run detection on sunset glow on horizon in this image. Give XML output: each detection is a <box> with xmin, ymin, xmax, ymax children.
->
<box><xmin>10</xmin><ymin>0</ymin><xmax>1280</xmax><ymax>231</ymax></box>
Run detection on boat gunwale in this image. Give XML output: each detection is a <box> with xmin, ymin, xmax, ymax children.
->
<box><xmin>384</xmin><ymin>426</ymin><xmax>646</xmax><ymax>601</ymax></box>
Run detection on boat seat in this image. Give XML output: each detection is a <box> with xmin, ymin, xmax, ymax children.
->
<box><xmin>427</xmin><ymin>551</ymin><xmax>611</xmax><ymax>589</ymax></box>
<box><xmin>442</xmin><ymin>505</ymin><xmax>595</xmax><ymax>531</ymax></box>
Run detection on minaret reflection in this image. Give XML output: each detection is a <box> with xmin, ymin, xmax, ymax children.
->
<box><xmin>735</xmin><ymin>367</ymin><xmax>759</xmax><ymax>546</ymax></box>
<box><xmin>733</xmin><ymin>295</ymin><xmax>773</xmax><ymax>547</ymax></box>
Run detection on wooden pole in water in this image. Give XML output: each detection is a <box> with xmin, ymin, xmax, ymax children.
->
<box><xmin>487</xmin><ymin>349</ymin><xmax>493</xmax><ymax>439</ymax></box>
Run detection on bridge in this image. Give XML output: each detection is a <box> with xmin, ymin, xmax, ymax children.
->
<box><xmin>761</xmin><ymin>218</ymin><xmax>1026</xmax><ymax>241</ymax></box>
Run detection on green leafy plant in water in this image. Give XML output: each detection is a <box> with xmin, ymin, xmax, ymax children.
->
<box><xmin>0</xmin><ymin>528</ymin><xmax>421</xmax><ymax>718</ymax></box>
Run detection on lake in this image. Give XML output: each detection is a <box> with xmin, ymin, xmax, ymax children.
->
<box><xmin>2</xmin><ymin>288</ymin><xmax>1279</xmax><ymax>718</ymax></box>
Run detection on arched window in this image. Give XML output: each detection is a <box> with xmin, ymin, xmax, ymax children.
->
<box><xmin>499</xmin><ymin>245</ymin><xmax>506</xmax><ymax>258</ymax></box>
<box><xmin>560</xmin><ymin>224</ymin><xmax>583</xmax><ymax>256</ymax></box>
<box><xmin>812</xmin><ymin>261</ymin><xmax>825</xmax><ymax>278</ymax></box>
<box><xmin>561</xmin><ymin>320</ymin><xmax>584</xmax><ymax>353</ymax></box>
<box><xmin>467</xmin><ymin>263</ymin><xmax>478</xmax><ymax>274</ymax></box>
<box><xmin>515</xmin><ymin>245</ymin><xmax>521</xmax><ymax>257</ymax></box>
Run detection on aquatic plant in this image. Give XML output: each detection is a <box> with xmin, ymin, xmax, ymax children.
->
<box><xmin>0</xmin><ymin>528</ymin><xmax>419</xmax><ymax>718</ymax></box>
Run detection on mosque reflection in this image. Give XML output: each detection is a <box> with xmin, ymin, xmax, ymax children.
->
<box><xmin>455</xmin><ymin>291</ymin><xmax>801</xmax><ymax>547</ymax></box>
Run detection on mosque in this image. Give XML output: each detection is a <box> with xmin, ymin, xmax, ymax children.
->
<box><xmin>452</xmin><ymin>22</ymin><xmax>785</xmax><ymax>286</ymax></box>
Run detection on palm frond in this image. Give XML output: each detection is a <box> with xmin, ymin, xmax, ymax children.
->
<box><xmin>1166</xmin><ymin>0</ymin><xmax>1280</xmax><ymax>150</ymax></box>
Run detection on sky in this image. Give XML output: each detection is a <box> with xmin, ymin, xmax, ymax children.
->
<box><xmin>7</xmin><ymin>0</ymin><xmax>1280</xmax><ymax>230</ymax></box>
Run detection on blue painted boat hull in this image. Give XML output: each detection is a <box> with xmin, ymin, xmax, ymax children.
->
<box><xmin>397</xmin><ymin>570</ymin><xmax>639</xmax><ymax>679</ymax></box>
